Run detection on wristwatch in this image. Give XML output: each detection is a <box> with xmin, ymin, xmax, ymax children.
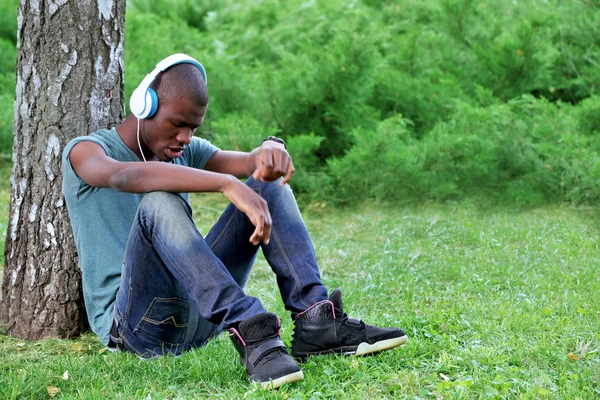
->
<box><xmin>263</xmin><ymin>135</ymin><xmax>287</xmax><ymax>149</ymax></box>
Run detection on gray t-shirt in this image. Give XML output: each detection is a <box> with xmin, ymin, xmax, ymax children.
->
<box><xmin>62</xmin><ymin>128</ymin><xmax>219</xmax><ymax>345</ymax></box>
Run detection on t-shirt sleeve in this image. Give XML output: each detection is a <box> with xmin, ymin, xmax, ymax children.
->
<box><xmin>62</xmin><ymin>136</ymin><xmax>110</xmax><ymax>200</ymax></box>
<box><xmin>186</xmin><ymin>136</ymin><xmax>220</xmax><ymax>170</ymax></box>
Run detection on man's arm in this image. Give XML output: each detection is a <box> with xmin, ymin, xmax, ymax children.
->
<box><xmin>69</xmin><ymin>141</ymin><xmax>234</xmax><ymax>193</ymax></box>
<box><xmin>205</xmin><ymin>141</ymin><xmax>295</xmax><ymax>185</ymax></box>
<box><xmin>68</xmin><ymin>140</ymin><xmax>272</xmax><ymax>245</ymax></box>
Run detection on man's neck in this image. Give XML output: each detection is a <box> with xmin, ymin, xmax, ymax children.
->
<box><xmin>116</xmin><ymin>115</ymin><xmax>156</xmax><ymax>161</ymax></box>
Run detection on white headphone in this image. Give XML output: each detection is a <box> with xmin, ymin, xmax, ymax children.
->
<box><xmin>130</xmin><ymin>54</ymin><xmax>207</xmax><ymax>162</ymax></box>
<box><xmin>129</xmin><ymin>53</ymin><xmax>207</xmax><ymax>119</ymax></box>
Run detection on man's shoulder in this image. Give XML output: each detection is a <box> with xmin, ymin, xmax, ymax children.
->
<box><xmin>64</xmin><ymin>128</ymin><xmax>114</xmax><ymax>153</ymax></box>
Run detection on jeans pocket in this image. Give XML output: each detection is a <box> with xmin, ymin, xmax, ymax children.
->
<box><xmin>133</xmin><ymin>297</ymin><xmax>189</xmax><ymax>346</ymax></box>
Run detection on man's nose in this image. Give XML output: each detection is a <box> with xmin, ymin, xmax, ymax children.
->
<box><xmin>177</xmin><ymin>129</ymin><xmax>193</xmax><ymax>145</ymax></box>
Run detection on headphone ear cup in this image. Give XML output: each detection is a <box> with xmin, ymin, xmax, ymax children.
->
<box><xmin>146</xmin><ymin>88</ymin><xmax>159</xmax><ymax>119</ymax></box>
<box><xmin>130</xmin><ymin>87</ymin><xmax>147</xmax><ymax>118</ymax></box>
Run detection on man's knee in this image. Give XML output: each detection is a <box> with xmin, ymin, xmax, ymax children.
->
<box><xmin>250</xmin><ymin>177</ymin><xmax>294</xmax><ymax>202</ymax></box>
<box><xmin>139</xmin><ymin>191</ymin><xmax>190</xmax><ymax>220</ymax></box>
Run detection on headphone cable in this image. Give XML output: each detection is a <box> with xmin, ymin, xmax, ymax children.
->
<box><xmin>136</xmin><ymin>117</ymin><xmax>147</xmax><ymax>162</ymax></box>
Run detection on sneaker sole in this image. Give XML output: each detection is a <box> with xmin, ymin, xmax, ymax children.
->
<box><xmin>294</xmin><ymin>335</ymin><xmax>408</xmax><ymax>360</ymax></box>
<box><xmin>259</xmin><ymin>370</ymin><xmax>304</xmax><ymax>390</ymax></box>
<box><xmin>351</xmin><ymin>335</ymin><xmax>408</xmax><ymax>356</ymax></box>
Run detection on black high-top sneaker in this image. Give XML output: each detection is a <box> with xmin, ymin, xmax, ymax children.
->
<box><xmin>229</xmin><ymin>312</ymin><xmax>304</xmax><ymax>389</ymax></box>
<box><xmin>291</xmin><ymin>289</ymin><xmax>408</xmax><ymax>361</ymax></box>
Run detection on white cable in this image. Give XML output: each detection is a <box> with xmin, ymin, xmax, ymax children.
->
<box><xmin>136</xmin><ymin>117</ymin><xmax>146</xmax><ymax>162</ymax></box>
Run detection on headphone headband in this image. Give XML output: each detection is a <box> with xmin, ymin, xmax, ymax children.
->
<box><xmin>130</xmin><ymin>53</ymin><xmax>207</xmax><ymax>119</ymax></box>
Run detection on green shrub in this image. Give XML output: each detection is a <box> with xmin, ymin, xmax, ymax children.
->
<box><xmin>327</xmin><ymin>95</ymin><xmax>600</xmax><ymax>205</ymax></box>
<box><xmin>1</xmin><ymin>0</ymin><xmax>600</xmax><ymax>204</ymax></box>
<box><xmin>127</xmin><ymin>0</ymin><xmax>222</xmax><ymax>31</ymax></box>
<box><xmin>0</xmin><ymin>38</ymin><xmax>15</xmax><ymax>153</ymax></box>
<box><xmin>575</xmin><ymin>96</ymin><xmax>600</xmax><ymax>135</ymax></box>
<box><xmin>328</xmin><ymin>115</ymin><xmax>423</xmax><ymax>202</ymax></box>
<box><xmin>285</xmin><ymin>133</ymin><xmax>333</xmax><ymax>202</ymax></box>
<box><xmin>0</xmin><ymin>0</ymin><xmax>18</xmax><ymax>45</ymax></box>
<box><xmin>205</xmin><ymin>113</ymin><xmax>277</xmax><ymax>152</ymax></box>
<box><xmin>0</xmin><ymin>91</ymin><xmax>13</xmax><ymax>153</ymax></box>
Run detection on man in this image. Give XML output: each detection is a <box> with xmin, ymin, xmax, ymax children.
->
<box><xmin>62</xmin><ymin>54</ymin><xmax>407</xmax><ymax>389</ymax></box>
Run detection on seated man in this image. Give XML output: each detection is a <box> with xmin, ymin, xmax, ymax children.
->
<box><xmin>62</xmin><ymin>54</ymin><xmax>407</xmax><ymax>389</ymax></box>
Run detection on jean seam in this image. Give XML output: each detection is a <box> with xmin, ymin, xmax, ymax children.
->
<box><xmin>258</xmin><ymin>180</ymin><xmax>313</xmax><ymax>310</ymax></box>
<box><xmin>152</xmin><ymin>233</ymin><xmax>193</xmax><ymax>288</ymax></box>
<box><xmin>124</xmin><ymin>281</ymin><xmax>133</xmax><ymax>320</ymax></box>
<box><xmin>271</xmin><ymin>225</ymin><xmax>313</xmax><ymax>309</ymax></box>
<box><xmin>123</xmin><ymin>227</ymin><xmax>144</xmax><ymax>321</ymax></box>
<box><xmin>208</xmin><ymin>208</ymin><xmax>240</xmax><ymax>250</ymax></box>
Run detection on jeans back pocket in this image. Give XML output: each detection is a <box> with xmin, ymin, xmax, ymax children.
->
<box><xmin>133</xmin><ymin>297</ymin><xmax>189</xmax><ymax>346</ymax></box>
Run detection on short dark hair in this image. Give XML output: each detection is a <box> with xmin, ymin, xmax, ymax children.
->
<box><xmin>150</xmin><ymin>63</ymin><xmax>208</xmax><ymax>107</ymax></box>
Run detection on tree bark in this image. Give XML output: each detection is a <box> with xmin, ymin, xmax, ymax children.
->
<box><xmin>0</xmin><ymin>0</ymin><xmax>125</xmax><ymax>340</ymax></box>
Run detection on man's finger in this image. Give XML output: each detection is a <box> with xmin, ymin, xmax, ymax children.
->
<box><xmin>281</xmin><ymin>159</ymin><xmax>295</xmax><ymax>185</ymax></box>
<box><xmin>262</xmin><ymin>149</ymin><xmax>274</xmax><ymax>169</ymax></box>
<box><xmin>276</xmin><ymin>150</ymin><xmax>287</xmax><ymax>176</ymax></box>
<box><xmin>263</xmin><ymin>210</ymin><xmax>272</xmax><ymax>245</ymax></box>
<box><xmin>250</xmin><ymin>215</ymin><xmax>264</xmax><ymax>245</ymax></box>
<box><xmin>256</xmin><ymin>150</ymin><xmax>277</xmax><ymax>181</ymax></box>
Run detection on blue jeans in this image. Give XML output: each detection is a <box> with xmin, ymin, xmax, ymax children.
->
<box><xmin>113</xmin><ymin>177</ymin><xmax>328</xmax><ymax>357</ymax></box>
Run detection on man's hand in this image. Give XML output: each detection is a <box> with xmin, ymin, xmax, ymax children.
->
<box><xmin>222</xmin><ymin>177</ymin><xmax>272</xmax><ymax>245</ymax></box>
<box><xmin>251</xmin><ymin>141</ymin><xmax>295</xmax><ymax>185</ymax></box>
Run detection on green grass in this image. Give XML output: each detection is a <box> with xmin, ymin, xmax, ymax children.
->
<box><xmin>1</xmin><ymin>174</ymin><xmax>599</xmax><ymax>398</ymax></box>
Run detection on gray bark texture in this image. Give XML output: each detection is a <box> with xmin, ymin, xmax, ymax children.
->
<box><xmin>0</xmin><ymin>0</ymin><xmax>125</xmax><ymax>340</ymax></box>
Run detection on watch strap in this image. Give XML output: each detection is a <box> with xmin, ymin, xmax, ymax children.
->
<box><xmin>263</xmin><ymin>135</ymin><xmax>286</xmax><ymax>149</ymax></box>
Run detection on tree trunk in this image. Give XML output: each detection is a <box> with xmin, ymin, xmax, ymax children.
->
<box><xmin>0</xmin><ymin>0</ymin><xmax>125</xmax><ymax>340</ymax></box>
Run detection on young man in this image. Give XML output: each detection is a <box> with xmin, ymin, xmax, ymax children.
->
<box><xmin>62</xmin><ymin>54</ymin><xmax>407</xmax><ymax>389</ymax></box>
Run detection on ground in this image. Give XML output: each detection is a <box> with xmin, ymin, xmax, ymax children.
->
<box><xmin>0</xmin><ymin>161</ymin><xmax>599</xmax><ymax>398</ymax></box>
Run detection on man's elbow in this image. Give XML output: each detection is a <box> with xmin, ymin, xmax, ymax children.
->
<box><xmin>108</xmin><ymin>170</ymin><xmax>136</xmax><ymax>192</ymax></box>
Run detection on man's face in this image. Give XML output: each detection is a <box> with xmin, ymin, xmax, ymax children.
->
<box><xmin>143</xmin><ymin>97</ymin><xmax>207</xmax><ymax>162</ymax></box>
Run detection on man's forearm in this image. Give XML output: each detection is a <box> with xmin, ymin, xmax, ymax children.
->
<box><xmin>108</xmin><ymin>161</ymin><xmax>236</xmax><ymax>194</ymax></box>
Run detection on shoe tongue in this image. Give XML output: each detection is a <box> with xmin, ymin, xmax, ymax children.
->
<box><xmin>329</xmin><ymin>289</ymin><xmax>344</xmax><ymax>317</ymax></box>
<box><xmin>238</xmin><ymin>312</ymin><xmax>279</xmax><ymax>341</ymax></box>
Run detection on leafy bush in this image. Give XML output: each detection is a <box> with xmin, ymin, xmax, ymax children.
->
<box><xmin>285</xmin><ymin>133</ymin><xmax>332</xmax><ymax>202</ymax></box>
<box><xmin>328</xmin><ymin>96</ymin><xmax>600</xmax><ymax>205</ymax></box>
<box><xmin>575</xmin><ymin>96</ymin><xmax>600</xmax><ymax>135</ymax></box>
<box><xmin>0</xmin><ymin>0</ymin><xmax>18</xmax><ymax>45</ymax></box>
<box><xmin>1</xmin><ymin>0</ymin><xmax>600</xmax><ymax>204</ymax></box>
<box><xmin>207</xmin><ymin>113</ymin><xmax>277</xmax><ymax>152</ymax></box>
<box><xmin>0</xmin><ymin>37</ymin><xmax>15</xmax><ymax>153</ymax></box>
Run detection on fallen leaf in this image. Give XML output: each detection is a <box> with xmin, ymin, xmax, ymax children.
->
<box><xmin>71</xmin><ymin>343</ymin><xmax>84</xmax><ymax>353</ymax></box>
<box><xmin>47</xmin><ymin>386</ymin><xmax>60</xmax><ymax>398</ymax></box>
<box><xmin>567</xmin><ymin>352</ymin><xmax>580</xmax><ymax>361</ymax></box>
